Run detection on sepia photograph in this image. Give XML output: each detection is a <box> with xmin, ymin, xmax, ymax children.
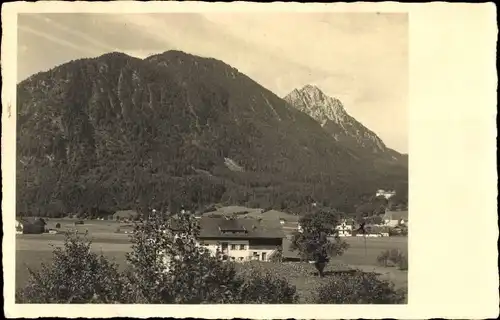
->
<box><xmin>13</xmin><ymin>9</ymin><xmax>409</xmax><ymax>305</ymax></box>
<box><xmin>2</xmin><ymin>1</ymin><xmax>498</xmax><ymax>319</ymax></box>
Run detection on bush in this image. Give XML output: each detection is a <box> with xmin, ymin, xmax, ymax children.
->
<box><xmin>376</xmin><ymin>250</ymin><xmax>391</xmax><ymax>267</ymax></box>
<box><xmin>376</xmin><ymin>249</ymin><xmax>408</xmax><ymax>270</ymax></box>
<box><xmin>16</xmin><ymin>232</ymin><xmax>126</xmax><ymax>303</ymax></box>
<box><xmin>314</xmin><ymin>270</ymin><xmax>406</xmax><ymax>304</ymax></box>
<box><xmin>236</xmin><ymin>267</ymin><xmax>298</xmax><ymax>303</ymax></box>
<box><xmin>55</xmin><ymin>223</ymin><xmax>61</xmax><ymax>229</ymax></box>
<box><xmin>397</xmin><ymin>255</ymin><xmax>408</xmax><ymax>270</ymax></box>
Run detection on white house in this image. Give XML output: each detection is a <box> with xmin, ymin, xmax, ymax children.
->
<box><xmin>376</xmin><ymin>189</ymin><xmax>396</xmax><ymax>199</ymax></box>
<box><xmin>158</xmin><ymin>216</ymin><xmax>285</xmax><ymax>265</ymax></box>
<box><xmin>335</xmin><ymin>220</ymin><xmax>353</xmax><ymax>237</ymax></box>
<box><xmin>197</xmin><ymin>217</ymin><xmax>284</xmax><ymax>262</ymax></box>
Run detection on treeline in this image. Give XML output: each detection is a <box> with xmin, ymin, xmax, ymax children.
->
<box><xmin>17</xmin><ymin>158</ymin><xmax>407</xmax><ymax>218</ymax></box>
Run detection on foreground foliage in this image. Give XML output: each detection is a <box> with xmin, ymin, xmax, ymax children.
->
<box><xmin>314</xmin><ymin>270</ymin><xmax>406</xmax><ymax>304</ymax></box>
<box><xmin>16</xmin><ymin>232</ymin><xmax>126</xmax><ymax>303</ymax></box>
<box><xmin>16</xmin><ymin>210</ymin><xmax>298</xmax><ymax>304</ymax></box>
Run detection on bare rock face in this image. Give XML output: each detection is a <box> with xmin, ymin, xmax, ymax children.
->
<box><xmin>284</xmin><ymin>84</ymin><xmax>406</xmax><ymax>163</ymax></box>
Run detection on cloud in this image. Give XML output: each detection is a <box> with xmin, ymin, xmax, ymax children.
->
<box><xmin>18</xmin><ymin>25</ymin><xmax>97</xmax><ymax>55</ymax></box>
<box><xmin>30</xmin><ymin>14</ymin><xmax>115</xmax><ymax>52</ymax></box>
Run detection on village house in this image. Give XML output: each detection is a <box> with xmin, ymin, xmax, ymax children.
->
<box><xmin>382</xmin><ymin>209</ymin><xmax>409</xmax><ymax>227</ymax></box>
<box><xmin>196</xmin><ymin>217</ymin><xmax>285</xmax><ymax>262</ymax></box>
<box><xmin>335</xmin><ymin>219</ymin><xmax>353</xmax><ymax>237</ymax></box>
<box><xmin>376</xmin><ymin>189</ymin><xmax>396</xmax><ymax>199</ymax></box>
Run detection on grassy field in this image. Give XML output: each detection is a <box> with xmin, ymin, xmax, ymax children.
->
<box><xmin>16</xmin><ymin>219</ymin><xmax>408</xmax><ymax>302</ymax></box>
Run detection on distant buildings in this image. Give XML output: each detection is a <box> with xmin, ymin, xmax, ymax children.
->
<box><xmin>382</xmin><ymin>209</ymin><xmax>408</xmax><ymax>227</ymax></box>
<box><xmin>376</xmin><ymin>189</ymin><xmax>396</xmax><ymax>199</ymax></box>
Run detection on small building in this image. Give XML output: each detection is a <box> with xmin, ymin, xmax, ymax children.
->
<box><xmin>383</xmin><ymin>209</ymin><xmax>409</xmax><ymax>227</ymax></box>
<box><xmin>376</xmin><ymin>189</ymin><xmax>396</xmax><ymax>200</ymax></box>
<box><xmin>335</xmin><ymin>219</ymin><xmax>353</xmax><ymax>237</ymax></box>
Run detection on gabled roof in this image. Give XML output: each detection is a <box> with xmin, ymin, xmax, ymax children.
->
<box><xmin>198</xmin><ymin>217</ymin><xmax>285</xmax><ymax>239</ymax></box>
<box><xmin>383</xmin><ymin>210</ymin><xmax>408</xmax><ymax>221</ymax></box>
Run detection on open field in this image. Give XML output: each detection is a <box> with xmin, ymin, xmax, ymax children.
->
<box><xmin>16</xmin><ymin>225</ymin><xmax>407</xmax><ymax>301</ymax></box>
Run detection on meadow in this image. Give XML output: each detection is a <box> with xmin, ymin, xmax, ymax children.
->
<box><xmin>16</xmin><ymin>218</ymin><xmax>408</xmax><ymax>302</ymax></box>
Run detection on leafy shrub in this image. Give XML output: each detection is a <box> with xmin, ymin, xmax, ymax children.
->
<box><xmin>314</xmin><ymin>270</ymin><xmax>406</xmax><ymax>304</ymax></box>
<box><xmin>55</xmin><ymin>223</ymin><xmax>61</xmax><ymax>229</ymax></box>
<box><xmin>376</xmin><ymin>250</ymin><xmax>391</xmax><ymax>267</ymax></box>
<box><xmin>16</xmin><ymin>232</ymin><xmax>126</xmax><ymax>303</ymax></box>
<box><xmin>376</xmin><ymin>249</ymin><xmax>408</xmax><ymax>270</ymax></box>
<box><xmin>397</xmin><ymin>255</ymin><xmax>408</xmax><ymax>270</ymax></box>
<box><xmin>21</xmin><ymin>223</ymin><xmax>45</xmax><ymax>234</ymax></box>
<box><xmin>236</xmin><ymin>267</ymin><xmax>298</xmax><ymax>303</ymax></box>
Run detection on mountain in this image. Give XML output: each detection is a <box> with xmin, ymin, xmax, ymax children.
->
<box><xmin>283</xmin><ymin>85</ymin><xmax>407</xmax><ymax>164</ymax></box>
<box><xmin>16</xmin><ymin>51</ymin><xmax>408</xmax><ymax>217</ymax></box>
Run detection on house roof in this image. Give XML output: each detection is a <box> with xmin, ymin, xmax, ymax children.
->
<box><xmin>383</xmin><ymin>210</ymin><xmax>408</xmax><ymax>221</ymax></box>
<box><xmin>202</xmin><ymin>206</ymin><xmax>301</xmax><ymax>223</ymax></box>
<box><xmin>198</xmin><ymin>217</ymin><xmax>285</xmax><ymax>239</ymax></box>
<box><xmin>281</xmin><ymin>236</ymin><xmax>301</xmax><ymax>260</ymax></box>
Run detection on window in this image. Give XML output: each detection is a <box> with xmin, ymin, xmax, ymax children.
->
<box><xmin>239</xmin><ymin>244</ymin><xmax>245</xmax><ymax>250</ymax></box>
<box><xmin>230</xmin><ymin>244</ymin><xmax>236</xmax><ymax>250</ymax></box>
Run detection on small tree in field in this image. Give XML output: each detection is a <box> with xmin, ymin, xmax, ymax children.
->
<box><xmin>314</xmin><ymin>270</ymin><xmax>406</xmax><ymax>304</ymax></box>
<box><xmin>290</xmin><ymin>207</ymin><xmax>349</xmax><ymax>277</ymax></box>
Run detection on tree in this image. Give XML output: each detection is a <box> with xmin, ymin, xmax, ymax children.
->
<box><xmin>314</xmin><ymin>270</ymin><xmax>406</xmax><ymax>304</ymax></box>
<box><xmin>290</xmin><ymin>207</ymin><xmax>349</xmax><ymax>277</ymax></box>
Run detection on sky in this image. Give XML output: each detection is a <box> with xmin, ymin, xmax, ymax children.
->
<box><xmin>17</xmin><ymin>12</ymin><xmax>408</xmax><ymax>153</ymax></box>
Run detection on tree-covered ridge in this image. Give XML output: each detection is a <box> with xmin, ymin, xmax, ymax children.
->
<box><xmin>16</xmin><ymin>50</ymin><xmax>408</xmax><ymax>217</ymax></box>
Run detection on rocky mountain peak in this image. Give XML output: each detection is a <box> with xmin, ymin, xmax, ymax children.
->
<box><xmin>284</xmin><ymin>84</ymin><xmax>402</xmax><ymax>159</ymax></box>
<box><xmin>284</xmin><ymin>85</ymin><xmax>347</xmax><ymax>126</ymax></box>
